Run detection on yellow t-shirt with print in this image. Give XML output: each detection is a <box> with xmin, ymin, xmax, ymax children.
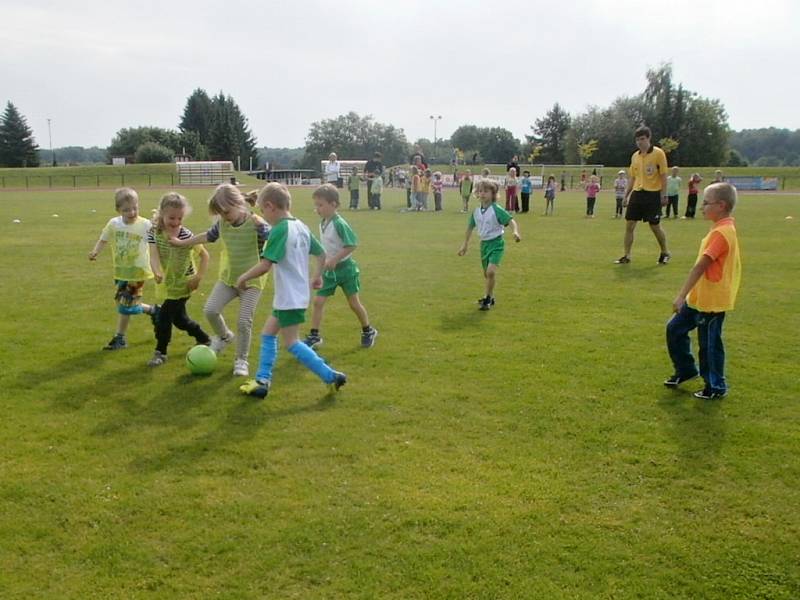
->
<box><xmin>630</xmin><ymin>146</ymin><xmax>668</xmax><ymax>192</ymax></box>
<box><xmin>101</xmin><ymin>216</ymin><xmax>154</xmax><ymax>281</ymax></box>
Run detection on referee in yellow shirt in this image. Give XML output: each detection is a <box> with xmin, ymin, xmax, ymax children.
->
<box><xmin>615</xmin><ymin>126</ymin><xmax>671</xmax><ymax>265</ymax></box>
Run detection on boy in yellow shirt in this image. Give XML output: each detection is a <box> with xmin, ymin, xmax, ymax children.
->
<box><xmin>664</xmin><ymin>183</ymin><xmax>741</xmax><ymax>399</ymax></box>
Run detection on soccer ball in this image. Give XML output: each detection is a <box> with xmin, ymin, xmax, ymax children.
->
<box><xmin>186</xmin><ymin>345</ymin><xmax>217</xmax><ymax>375</ymax></box>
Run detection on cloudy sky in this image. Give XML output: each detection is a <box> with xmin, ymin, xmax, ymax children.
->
<box><xmin>2</xmin><ymin>0</ymin><xmax>798</xmax><ymax>150</ymax></box>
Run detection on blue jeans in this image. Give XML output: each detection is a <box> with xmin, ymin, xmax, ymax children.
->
<box><xmin>666</xmin><ymin>304</ymin><xmax>728</xmax><ymax>394</ymax></box>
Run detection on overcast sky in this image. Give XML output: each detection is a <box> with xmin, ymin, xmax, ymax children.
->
<box><xmin>2</xmin><ymin>0</ymin><xmax>798</xmax><ymax>150</ymax></box>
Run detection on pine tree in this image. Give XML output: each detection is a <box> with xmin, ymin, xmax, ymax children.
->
<box><xmin>179</xmin><ymin>88</ymin><xmax>212</xmax><ymax>144</ymax></box>
<box><xmin>0</xmin><ymin>102</ymin><xmax>40</xmax><ymax>167</ymax></box>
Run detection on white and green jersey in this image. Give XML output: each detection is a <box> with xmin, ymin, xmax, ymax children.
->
<box><xmin>468</xmin><ymin>203</ymin><xmax>513</xmax><ymax>241</ymax></box>
<box><xmin>262</xmin><ymin>217</ymin><xmax>324</xmax><ymax>310</ymax></box>
<box><xmin>320</xmin><ymin>214</ymin><xmax>358</xmax><ymax>270</ymax></box>
<box><xmin>100</xmin><ymin>216</ymin><xmax>153</xmax><ymax>281</ymax></box>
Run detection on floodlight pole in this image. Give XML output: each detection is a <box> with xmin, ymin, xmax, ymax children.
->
<box><xmin>47</xmin><ymin>118</ymin><xmax>55</xmax><ymax>166</ymax></box>
<box><xmin>429</xmin><ymin>115</ymin><xmax>442</xmax><ymax>162</ymax></box>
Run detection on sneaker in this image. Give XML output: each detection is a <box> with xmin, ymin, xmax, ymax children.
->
<box><xmin>239</xmin><ymin>379</ymin><xmax>270</xmax><ymax>399</ymax></box>
<box><xmin>147</xmin><ymin>351</ymin><xmax>167</xmax><ymax>367</ymax></box>
<box><xmin>614</xmin><ymin>256</ymin><xmax>631</xmax><ymax>264</ymax></box>
<box><xmin>693</xmin><ymin>388</ymin><xmax>728</xmax><ymax>400</ymax></box>
<box><xmin>361</xmin><ymin>327</ymin><xmax>378</xmax><ymax>348</ymax></box>
<box><xmin>664</xmin><ymin>373</ymin><xmax>699</xmax><ymax>388</ymax></box>
<box><xmin>658</xmin><ymin>252</ymin><xmax>672</xmax><ymax>265</ymax></box>
<box><xmin>303</xmin><ymin>332</ymin><xmax>323</xmax><ymax>348</ymax></box>
<box><xmin>478</xmin><ymin>297</ymin><xmax>492</xmax><ymax>311</ymax></box>
<box><xmin>233</xmin><ymin>358</ymin><xmax>249</xmax><ymax>377</ymax></box>
<box><xmin>210</xmin><ymin>333</ymin><xmax>234</xmax><ymax>354</ymax></box>
<box><xmin>329</xmin><ymin>371</ymin><xmax>347</xmax><ymax>392</ymax></box>
<box><xmin>103</xmin><ymin>334</ymin><xmax>127</xmax><ymax>351</ymax></box>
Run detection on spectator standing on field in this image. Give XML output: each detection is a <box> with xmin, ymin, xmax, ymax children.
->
<box><xmin>665</xmin><ymin>166</ymin><xmax>682</xmax><ymax>219</ymax></box>
<box><xmin>364</xmin><ymin>151</ymin><xmax>384</xmax><ymax>201</ymax></box>
<box><xmin>325</xmin><ymin>152</ymin><xmax>341</xmax><ymax>188</ymax></box>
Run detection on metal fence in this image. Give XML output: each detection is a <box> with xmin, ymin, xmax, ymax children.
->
<box><xmin>0</xmin><ymin>173</ymin><xmax>181</xmax><ymax>189</ymax></box>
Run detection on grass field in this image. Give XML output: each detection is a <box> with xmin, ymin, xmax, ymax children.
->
<box><xmin>1</xmin><ymin>185</ymin><xmax>799</xmax><ymax>598</ymax></box>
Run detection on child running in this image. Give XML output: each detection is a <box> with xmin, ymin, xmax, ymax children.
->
<box><xmin>457</xmin><ymin>180</ymin><xmax>521</xmax><ymax>311</ymax></box>
<box><xmin>237</xmin><ymin>183</ymin><xmax>347</xmax><ymax>399</ymax></box>
<box><xmin>170</xmin><ymin>184</ymin><xmax>269</xmax><ymax>377</ymax></box>
<box><xmin>544</xmin><ymin>174</ymin><xmax>556</xmax><ymax>215</ymax></box>
<box><xmin>302</xmin><ymin>184</ymin><xmax>378</xmax><ymax>349</ymax></box>
<box><xmin>147</xmin><ymin>192</ymin><xmax>211</xmax><ymax>366</ymax></box>
<box><xmin>88</xmin><ymin>187</ymin><xmax>157</xmax><ymax>350</ymax></box>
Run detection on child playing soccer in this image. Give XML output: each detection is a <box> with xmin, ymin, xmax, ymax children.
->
<box><xmin>302</xmin><ymin>184</ymin><xmax>378</xmax><ymax>349</ymax></box>
<box><xmin>237</xmin><ymin>183</ymin><xmax>347</xmax><ymax>398</ymax></box>
<box><xmin>147</xmin><ymin>192</ymin><xmax>211</xmax><ymax>366</ymax></box>
<box><xmin>544</xmin><ymin>174</ymin><xmax>556</xmax><ymax>215</ymax></box>
<box><xmin>88</xmin><ymin>187</ymin><xmax>157</xmax><ymax>350</ymax></box>
<box><xmin>170</xmin><ymin>184</ymin><xmax>269</xmax><ymax>377</ymax></box>
<box><xmin>347</xmin><ymin>166</ymin><xmax>361</xmax><ymax>210</ymax></box>
<box><xmin>457</xmin><ymin>180</ymin><xmax>521</xmax><ymax>311</ymax></box>
<box><xmin>459</xmin><ymin>170</ymin><xmax>473</xmax><ymax>213</ymax></box>
<box><xmin>665</xmin><ymin>182</ymin><xmax>741</xmax><ymax>399</ymax></box>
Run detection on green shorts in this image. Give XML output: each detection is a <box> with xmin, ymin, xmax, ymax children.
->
<box><xmin>317</xmin><ymin>259</ymin><xmax>361</xmax><ymax>298</ymax></box>
<box><xmin>480</xmin><ymin>236</ymin><xmax>505</xmax><ymax>271</ymax></box>
<box><xmin>272</xmin><ymin>308</ymin><xmax>306</xmax><ymax>328</ymax></box>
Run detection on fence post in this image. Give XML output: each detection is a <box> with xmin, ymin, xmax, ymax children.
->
<box><xmin>26</xmin><ymin>176</ymin><xmax>29</xmax><ymax>189</ymax></box>
<box><xmin>782</xmin><ymin>177</ymin><xmax>785</xmax><ymax>191</ymax></box>
<box><xmin>97</xmin><ymin>175</ymin><xmax>100</xmax><ymax>187</ymax></box>
<box><xmin>121</xmin><ymin>174</ymin><xmax>125</xmax><ymax>186</ymax></box>
<box><xmin>73</xmin><ymin>175</ymin><xmax>77</xmax><ymax>188</ymax></box>
<box><xmin>49</xmin><ymin>176</ymin><xmax>53</xmax><ymax>188</ymax></box>
<box><xmin>148</xmin><ymin>174</ymin><xmax>152</xmax><ymax>187</ymax></box>
<box><xmin>171</xmin><ymin>174</ymin><xmax>174</xmax><ymax>185</ymax></box>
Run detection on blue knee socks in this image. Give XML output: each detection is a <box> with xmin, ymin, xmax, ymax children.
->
<box><xmin>288</xmin><ymin>341</ymin><xmax>336</xmax><ymax>384</ymax></box>
<box><xmin>256</xmin><ymin>335</ymin><xmax>278</xmax><ymax>383</ymax></box>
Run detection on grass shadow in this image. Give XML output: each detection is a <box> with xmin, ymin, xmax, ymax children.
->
<box><xmin>657</xmin><ymin>387</ymin><xmax>726</xmax><ymax>468</ymax></box>
<box><xmin>438</xmin><ymin>307</ymin><xmax>488</xmax><ymax>331</ymax></box>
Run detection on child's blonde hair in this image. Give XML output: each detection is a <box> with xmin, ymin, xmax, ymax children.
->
<box><xmin>705</xmin><ymin>182</ymin><xmax>737</xmax><ymax>211</ymax></box>
<box><xmin>208</xmin><ymin>183</ymin><xmax>255</xmax><ymax>217</ymax></box>
<box><xmin>477</xmin><ymin>179</ymin><xmax>499</xmax><ymax>201</ymax></box>
<box><xmin>114</xmin><ymin>187</ymin><xmax>138</xmax><ymax>210</ymax></box>
<box><xmin>258</xmin><ymin>182</ymin><xmax>292</xmax><ymax>210</ymax></box>
<box><xmin>152</xmin><ymin>192</ymin><xmax>190</xmax><ymax>233</ymax></box>
<box><xmin>481</xmin><ymin>168</ymin><xmax>491</xmax><ymax>177</ymax></box>
<box><xmin>313</xmin><ymin>183</ymin><xmax>340</xmax><ymax>207</ymax></box>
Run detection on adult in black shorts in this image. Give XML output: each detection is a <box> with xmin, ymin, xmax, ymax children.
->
<box><xmin>615</xmin><ymin>126</ymin><xmax>671</xmax><ymax>265</ymax></box>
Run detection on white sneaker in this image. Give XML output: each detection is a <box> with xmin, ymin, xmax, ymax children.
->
<box><xmin>210</xmin><ymin>333</ymin><xmax>234</xmax><ymax>354</ymax></box>
<box><xmin>233</xmin><ymin>358</ymin><xmax>249</xmax><ymax>377</ymax></box>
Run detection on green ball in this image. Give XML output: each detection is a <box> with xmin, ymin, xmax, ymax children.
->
<box><xmin>186</xmin><ymin>344</ymin><xmax>217</xmax><ymax>375</ymax></box>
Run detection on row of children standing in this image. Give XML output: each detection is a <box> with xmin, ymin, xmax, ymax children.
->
<box><xmin>89</xmin><ymin>183</ymin><xmax>378</xmax><ymax>398</ymax></box>
<box><xmin>456</xmin><ymin>169</ymin><xmax>558</xmax><ymax>215</ymax></box>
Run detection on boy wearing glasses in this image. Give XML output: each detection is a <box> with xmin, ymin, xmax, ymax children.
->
<box><xmin>664</xmin><ymin>182</ymin><xmax>742</xmax><ymax>399</ymax></box>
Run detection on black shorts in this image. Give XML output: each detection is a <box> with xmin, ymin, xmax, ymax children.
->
<box><xmin>625</xmin><ymin>190</ymin><xmax>662</xmax><ymax>224</ymax></box>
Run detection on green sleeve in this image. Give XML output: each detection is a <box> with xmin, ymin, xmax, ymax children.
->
<box><xmin>309</xmin><ymin>234</ymin><xmax>324</xmax><ymax>256</ymax></box>
<box><xmin>262</xmin><ymin>220</ymin><xmax>287</xmax><ymax>263</ymax></box>
<box><xmin>468</xmin><ymin>213</ymin><xmax>476</xmax><ymax>228</ymax></box>
<box><xmin>334</xmin><ymin>217</ymin><xmax>358</xmax><ymax>247</ymax></box>
<box><xmin>492</xmin><ymin>204</ymin><xmax>513</xmax><ymax>225</ymax></box>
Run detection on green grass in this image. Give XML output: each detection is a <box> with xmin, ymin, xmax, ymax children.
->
<box><xmin>1</xmin><ymin>186</ymin><xmax>799</xmax><ymax>598</ymax></box>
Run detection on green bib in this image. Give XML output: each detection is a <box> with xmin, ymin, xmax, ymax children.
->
<box><xmin>219</xmin><ymin>219</ymin><xmax>265</xmax><ymax>289</ymax></box>
<box><xmin>154</xmin><ymin>230</ymin><xmax>196</xmax><ymax>302</ymax></box>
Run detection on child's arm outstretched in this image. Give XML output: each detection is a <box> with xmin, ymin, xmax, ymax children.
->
<box><xmin>88</xmin><ymin>239</ymin><xmax>107</xmax><ymax>260</ymax></box>
<box><xmin>458</xmin><ymin>225</ymin><xmax>475</xmax><ymax>255</ymax></box>
<box><xmin>236</xmin><ymin>258</ymin><xmax>272</xmax><ymax>291</ymax></box>
<box><xmin>169</xmin><ymin>232</ymin><xmax>208</xmax><ymax>247</ymax></box>
<box><xmin>672</xmin><ymin>255</ymin><xmax>712</xmax><ymax>313</ymax></box>
<box><xmin>188</xmin><ymin>245</ymin><xmax>210</xmax><ymax>291</ymax></box>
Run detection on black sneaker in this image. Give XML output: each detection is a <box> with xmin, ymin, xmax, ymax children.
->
<box><xmin>478</xmin><ymin>297</ymin><xmax>492</xmax><ymax>311</ymax></box>
<box><xmin>658</xmin><ymin>252</ymin><xmax>672</xmax><ymax>265</ymax></box>
<box><xmin>329</xmin><ymin>371</ymin><xmax>347</xmax><ymax>392</ymax></box>
<box><xmin>103</xmin><ymin>334</ymin><xmax>127</xmax><ymax>351</ymax></box>
<box><xmin>614</xmin><ymin>256</ymin><xmax>631</xmax><ymax>264</ymax></box>
<box><xmin>361</xmin><ymin>327</ymin><xmax>378</xmax><ymax>348</ymax></box>
<box><xmin>693</xmin><ymin>388</ymin><xmax>727</xmax><ymax>400</ymax></box>
<box><xmin>664</xmin><ymin>373</ymin><xmax>699</xmax><ymax>388</ymax></box>
<box><xmin>302</xmin><ymin>332</ymin><xmax>323</xmax><ymax>348</ymax></box>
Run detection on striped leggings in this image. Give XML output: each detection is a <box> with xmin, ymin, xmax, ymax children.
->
<box><xmin>203</xmin><ymin>281</ymin><xmax>262</xmax><ymax>361</ymax></box>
